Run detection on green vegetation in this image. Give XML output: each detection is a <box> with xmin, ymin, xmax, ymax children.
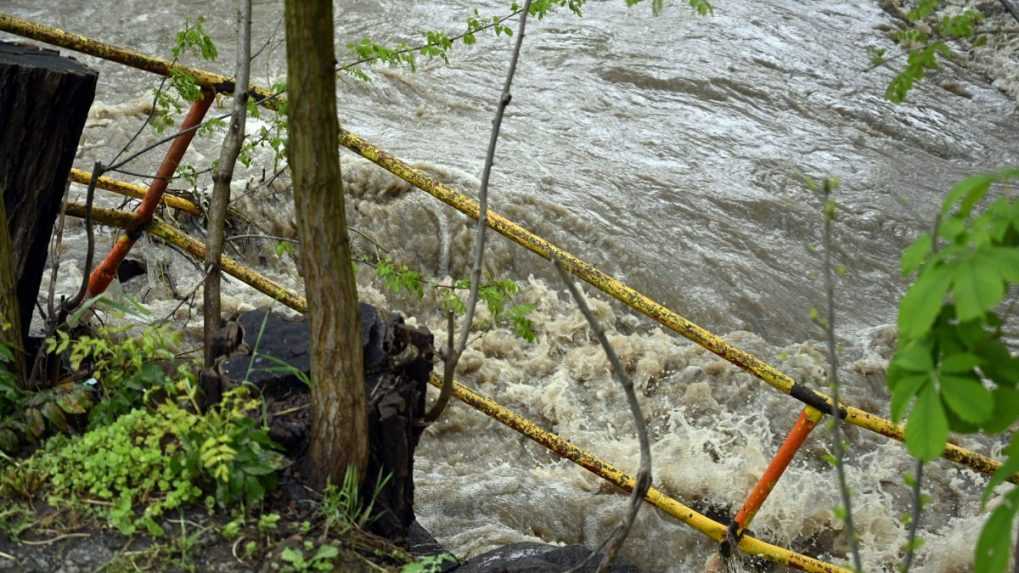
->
<box><xmin>1</xmin><ymin>384</ymin><xmax>284</xmax><ymax>536</ymax></box>
<box><xmin>888</xmin><ymin>169</ymin><xmax>1019</xmax><ymax>572</ymax></box>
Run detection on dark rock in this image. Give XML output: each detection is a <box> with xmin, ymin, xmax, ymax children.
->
<box><xmin>221</xmin><ymin>303</ymin><xmax>434</xmax><ymax>545</ymax></box>
<box><xmin>407</xmin><ymin>519</ymin><xmax>448</xmax><ymax>558</ymax></box>
<box><xmin>116</xmin><ymin>258</ymin><xmax>147</xmax><ymax>284</ymax></box>
<box><xmin>451</xmin><ymin>543</ymin><xmax>641</xmax><ymax>573</ymax></box>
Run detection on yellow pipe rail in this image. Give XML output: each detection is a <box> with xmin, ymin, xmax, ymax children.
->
<box><xmin>69</xmin><ymin>168</ymin><xmax>202</xmax><ymax>216</ymax></box>
<box><xmin>436</xmin><ymin>376</ymin><xmax>850</xmax><ymax>573</ymax></box>
<box><xmin>64</xmin><ymin>203</ymin><xmax>305</xmax><ymax>311</ymax></box>
<box><xmin>63</xmin><ymin>202</ymin><xmax>849</xmax><ymax>572</ymax></box>
<box><xmin>10</xmin><ymin>13</ymin><xmax>1010</xmax><ymax>482</ymax></box>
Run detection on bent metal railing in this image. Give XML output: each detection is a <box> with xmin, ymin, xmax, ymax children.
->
<box><xmin>1</xmin><ymin>12</ymin><xmax>1008</xmax><ymax>571</ymax></box>
<box><xmin>64</xmin><ymin>203</ymin><xmax>851</xmax><ymax>573</ymax></box>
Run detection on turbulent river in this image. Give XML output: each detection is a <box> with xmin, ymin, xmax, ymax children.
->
<box><xmin>4</xmin><ymin>0</ymin><xmax>1019</xmax><ymax>570</ymax></box>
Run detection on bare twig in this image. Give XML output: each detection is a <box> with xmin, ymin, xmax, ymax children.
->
<box><xmin>224</xmin><ymin>233</ymin><xmax>299</xmax><ymax>245</ymax></box>
<box><xmin>336</xmin><ymin>7</ymin><xmax>527</xmax><ymax>74</ymax></box>
<box><xmin>45</xmin><ymin>186</ymin><xmax>70</xmax><ymax>320</ymax></box>
<box><xmin>424</xmin><ymin>0</ymin><xmax>533</xmax><ymax>423</ymax></box>
<box><xmin>62</xmin><ymin>162</ymin><xmax>103</xmax><ymax>312</ymax></box>
<box><xmin>821</xmin><ymin>179</ymin><xmax>863</xmax><ymax>572</ymax></box>
<box><xmin>205</xmin><ymin>0</ymin><xmax>253</xmax><ymax>369</ymax></box>
<box><xmin>555</xmin><ymin>260</ymin><xmax>651</xmax><ymax>573</ymax></box>
<box><xmin>900</xmin><ymin>215</ymin><xmax>943</xmax><ymax>572</ymax></box>
<box><xmin>1000</xmin><ymin>0</ymin><xmax>1019</xmax><ymax>25</ymax></box>
<box><xmin>901</xmin><ymin>459</ymin><xmax>923</xmax><ymax>572</ymax></box>
<box><xmin>110</xmin><ymin>72</ymin><xmax>172</xmax><ymax>167</ymax></box>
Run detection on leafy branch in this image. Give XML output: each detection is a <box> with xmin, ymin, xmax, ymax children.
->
<box><xmin>424</xmin><ymin>0</ymin><xmax>535</xmax><ymax>423</ymax></box>
<box><xmin>887</xmin><ymin>168</ymin><xmax>1019</xmax><ymax>573</ymax></box>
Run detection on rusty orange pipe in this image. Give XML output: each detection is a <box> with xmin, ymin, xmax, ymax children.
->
<box><xmin>86</xmin><ymin>89</ymin><xmax>214</xmax><ymax>298</ymax></box>
<box><xmin>733</xmin><ymin>406</ymin><xmax>822</xmax><ymax>535</ymax></box>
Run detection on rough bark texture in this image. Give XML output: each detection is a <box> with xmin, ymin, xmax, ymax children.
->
<box><xmin>283</xmin><ymin>0</ymin><xmax>368</xmax><ymax>488</ymax></box>
<box><xmin>220</xmin><ymin>304</ymin><xmax>434</xmax><ymax>542</ymax></box>
<box><xmin>0</xmin><ymin>42</ymin><xmax>96</xmax><ymax>344</ymax></box>
<box><xmin>0</xmin><ymin>196</ymin><xmax>24</xmax><ymax>382</ymax></box>
<box><xmin>204</xmin><ymin>0</ymin><xmax>252</xmax><ymax>369</ymax></box>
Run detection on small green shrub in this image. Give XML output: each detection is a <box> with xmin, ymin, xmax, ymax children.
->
<box><xmin>280</xmin><ymin>543</ymin><xmax>339</xmax><ymax>573</ymax></box>
<box><xmin>401</xmin><ymin>553</ymin><xmax>457</xmax><ymax>573</ymax></box>
<box><xmin>12</xmin><ymin>387</ymin><xmax>285</xmax><ymax>536</ymax></box>
<box><xmin>48</xmin><ymin>325</ymin><xmax>182</xmax><ymax>428</ymax></box>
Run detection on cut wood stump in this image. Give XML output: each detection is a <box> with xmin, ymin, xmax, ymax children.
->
<box><xmin>221</xmin><ymin>303</ymin><xmax>435</xmax><ymax>544</ymax></box>
<box><xmin>0</xmin><ymin>42</ymin><xmax>97</xmax><ymax>347</ymax></box>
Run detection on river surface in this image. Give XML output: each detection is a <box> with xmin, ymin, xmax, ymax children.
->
<box><xmin>3</xmin><ymin>1</ymin><xmax>1019</xmax><ymax>571</ymax></box>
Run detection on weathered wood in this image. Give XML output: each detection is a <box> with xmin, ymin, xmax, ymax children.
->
<box><xmin>0</xmin><ymin>42</ymin><xmax>97</xmax><ymax>344</ymax></box>
<box><xmin>0</xmin><ymin>195</ymin><xmax>24</xmax><ymax>381</ymax></box>
<box><xmin>221</xmin><ymin>304</ymin><xmax>434</xmax><ymax>543</ymax></box>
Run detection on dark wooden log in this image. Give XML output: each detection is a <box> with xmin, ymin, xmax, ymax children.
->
<box><xmin>0</xmin><ymin>42</ymin><xmax>97</xmax><ymax>343</ymax></box>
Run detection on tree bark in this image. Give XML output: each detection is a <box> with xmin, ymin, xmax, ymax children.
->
<box><xmin>205</xmin><ymin>0</ymin><xmax>252</xmax><ymax>369</ymax></box>
<box><xmin>0</xmin><ymin>196</ymin><xmax>24</xmax><ymax>382</ymax></box>
<box><xmin>283</xmin><ymin>0</ymin><xmax>368</xmax><ymax>488</ymax></box>
<box><xmin>0</xmin><ymin>42</ymin><xmax>96</xmax><ymax>351</ymax></box>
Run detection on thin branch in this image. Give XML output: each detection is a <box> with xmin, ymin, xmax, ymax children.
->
<box><xmin>900</xmin><ymin>214</ymin><xmax>944</xmax><ymax>572</ymax></box>
<box><xmin>204</xmin><ymin>0</ymin><xmax>253</xmax><ymax>369</ymax></box>
<box><xmin>821</xmin><ymin>179</ymin><xmax>863</xmax><ymax>572</ymax></box>
<box><xmin>424</xmin><ymin>0</ymin><xmax>533</xmax><ymax>422</ymax></box>
<box><xmin>45</xmin><ymin>187</ymin><xmax>70</xmax><ymax>320</ymax></box>
<box><xmin>901</xmin><ymin>459</ymin><xmax>924</xmax><ymax>572</ymax></box>
<box><xmin>336</xmin><ymin>8</ymin><xmax>526</xmax><ymax>74</ymax></box>
<box><xmin>555</xmin><ymin>260</ymin><xmax>651</xmax><ymax>573</ymax></box>
<box><xmin>105</xmin><ymin>167</ymin><xmax>170</xmax><ymax>181</ymax></box>
<box><xmin>1000</xmin><ymin>0</ymin><xmax>1019</xmax><ymax>26</ymax></box>
<box><xmin>157</xmin><ymin>266</ymin><xmax>211</xmax><ymax>326</ymax></box>
<box><xmin>110</xmin><ymin>71</ymin><xmax>172</xmax><ymax>166</ymax></box>
<box><xmin>224</xmin><ymin>233</ymin><xmax>299</xmax><ymax>245</ymax></box>
<box><xmin>63</xmin><ymin>162</ymin><xmax>102</xmax><ymax>311</ymax></box>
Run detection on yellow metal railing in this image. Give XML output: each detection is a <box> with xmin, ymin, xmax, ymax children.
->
<box><xmin>1</xmin><ymin>12</ymin><xmax>1006</xmax><ymax>485</ymax></box>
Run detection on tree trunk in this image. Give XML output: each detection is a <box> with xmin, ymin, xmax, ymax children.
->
<box><xmin>0</xmin><ymin>196</ymin><xmax>24</xmax><ymax>382</ymax></box>
<box><xmin>283</xmin><ymin>0</ymin><xmax>368</xmax><ymax>488</ymax></box>
<box><xmin>204</xmin><ymin>0</ymin><xmax>252</xmax><ymax>370</ymax></box>
<box><xmin>0</xmin><ymin>42</ymin><xmax>96</xmax><ymax>377</ymax></box>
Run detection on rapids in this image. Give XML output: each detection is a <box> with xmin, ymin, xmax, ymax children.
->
<box><xmin>4</xmin><ymin>1</ymin><xmax>1019</xmax><ymax>570</ymax></box>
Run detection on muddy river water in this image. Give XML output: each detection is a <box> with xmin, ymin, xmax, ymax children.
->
<box><xmin>4</xmin><ymin>0</ymin><xmax>1019</xmax><ymax>570</ymax></box>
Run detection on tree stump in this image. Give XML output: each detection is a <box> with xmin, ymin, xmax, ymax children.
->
<box><xmin>221</xmin><ymin>303</ymin><xmax>434</xmax><ymax>544</ymax></box>
<box><xmin>0</xmin><ymin>42</ymin><xmax>97</xmax><ymax>346</ymax></box>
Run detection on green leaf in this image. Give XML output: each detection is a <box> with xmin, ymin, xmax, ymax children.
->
<box><xmin>41</xmin><ymin>402</ymin><xmax>70</xmax><ymax>432</ymax></box>
<box><xmin>943</xmin><ymin>174</ymin><xmax>994</xmax><ymax>218</ymax></box>
<box><xmin>901</xmin><ymin>233</ymin><xmax>932</xmax><ymax>276</ymax></box>
<box><xmin>940</xmin><ymin>375</ymin><xmax>993</xmax><ymax>424</ymax></box>
<box><xmin>56</xmin><ymin>388</ymin><xmax>92</xmax><ymax>415</ymax></box>
<box><xmin>0</xmin><ymin>429</ymin><xmax>18</xmax><ymax>453</ymax></box>
<box><xmin>24</xmin><ymin>408</ymin><xmax>46</xmax><ymax>439</ymax></box>
<box><xmin>905</xmin><ymin>384</ymin><xmax>949</xmax><ymax>461</ymax></box>
<box><xmin>975</xmin><ymin>489</ymin><xmax>1019</xmax><ymax>573</ymax></box>
<box><xmin>891</xmin><ymin>340</ymin><xmax>935</xmax><ymax>373</ymax></box>
<box><xmin>940</xmin><ymin>353</ymin><xmax>982</xmax><ymax>373</ymax></box>
<box><xmin>988</xmin><ymin>247</ymin><xmax>1019</xmax><ymax>283</ymax></box>
<box><xmin>891</xmin><ymin>373</ymin><xmax>928</xmax><ymax>422</ymax></box>
<box><xmin>952</xmin><ymin>259</ymin><xmax>1005</xmax><ymax>322</ymax></box>
<box><xmin>983</xmin><ymin>389</ymin><xmax>1019</xmax><ymax>433</ymax></box>
<box><xmin>314</xmin><ymin>545</ymin><xmax>339</xmax><ymax>561</ymax></box>
<box><xmin>899</xmin><ymin>265</ymin><xmax>951</xmax><ymax>339</ymax></box>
